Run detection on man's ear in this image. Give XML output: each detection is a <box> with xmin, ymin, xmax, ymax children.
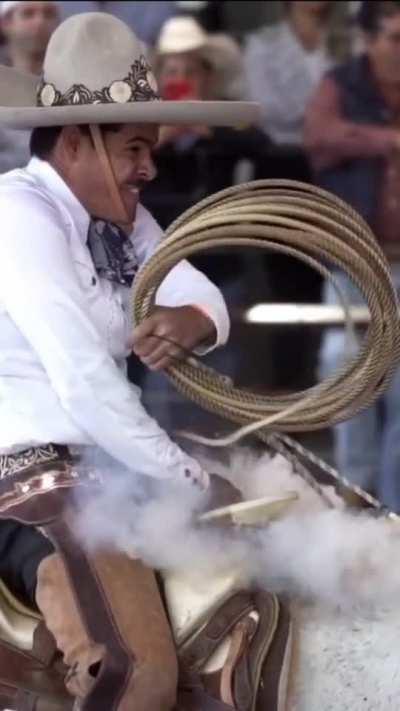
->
<box><xmin>57</xmin><ymin>126</ymin><xmax>85</xmax><ymax>164</ymax></box>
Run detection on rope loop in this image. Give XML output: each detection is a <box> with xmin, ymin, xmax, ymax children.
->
<box><xmin>132</xmin><ymin>180</ymin><xmax>400</xmax><ymax>434</ymax></box>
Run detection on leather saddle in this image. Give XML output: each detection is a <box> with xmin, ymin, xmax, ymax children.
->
<box><xmin>0</xmin><ymin>582</ymin><xmax>292</xmax><ymax>711</ymax></box>
<box><xmin>176</xmin><ymin>590</ymin><xmax>292</xmax><ymax>711</ymax></box>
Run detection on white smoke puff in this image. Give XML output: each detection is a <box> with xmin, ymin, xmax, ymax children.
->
<box><xmin>256</xmin><ymin>509</ymin><xmax>400</xmax><ymax>612</ymax></box>
<box><xmin>197</xmin><ymin>446</ymin><xmax>343</xmax><ymax>513</ymax></box>
<box><xmin>78</xmin><ymin>476</ymin><xmax>255</xmax><ymax>582</ymax></box>
<box><xmin>129</xmin><ymin>494</ymin><xmax>254</xmax><ymax>580</ymax></box>
<box><xmin>74</xmin><ymin>445</ymin><xmax>400</xmax><ymax>613</ymax></box>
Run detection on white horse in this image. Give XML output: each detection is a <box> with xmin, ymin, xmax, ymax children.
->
<box><xmin>163</xmin><ymin>448</ymin><xmax>400</xmax><ymax>711</ymax></box>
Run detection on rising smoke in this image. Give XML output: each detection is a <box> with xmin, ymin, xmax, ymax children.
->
<box><xmin>74</xmin><ymin>447</ymin><xmax>400</xmax><ymax>613</ymax></box>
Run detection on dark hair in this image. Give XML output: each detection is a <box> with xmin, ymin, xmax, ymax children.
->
<box><xmin>29</xmin><ymin>124</ymin><xmax>122</xmax><ymax>159</ymax></box>
<box><xmin>357</xmin><ymin>1</ymin><xmax>400</xmax><ymax>35</ymax></box>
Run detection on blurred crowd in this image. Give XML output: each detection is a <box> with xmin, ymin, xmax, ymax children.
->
<box><xmin>2</xmin><ymin>0</ymin><xmax>400</xmax><ymax>510</ymax></box>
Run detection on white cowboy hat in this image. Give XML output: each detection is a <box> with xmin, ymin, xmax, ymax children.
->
<box><xmin>155</xmin><ymin>16</ymin><xmax>244</xmax><ymax>99</ymax></box>
<box><xmin>0</xmin><ymin>12</ymin><xmax>258</xmax><ymax>129</ymax></box>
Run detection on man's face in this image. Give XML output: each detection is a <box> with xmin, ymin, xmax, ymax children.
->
<box><xmin>65</xmin><ymin>124</ymin><xmax>159</xmax><ymax>225</ymax></box>
<box><xmin>368</xmin><ymin>14</ymin><xmax>400</xmax><ymax>82</ymax></box>
<box><xmin>157</xmin><ymin>52</ymin><xmax>212</xmax><ymax>100</ymax></box>
<box><xmin>2</xmin><ymin>1</ymin><xmax>59</xmax><ymax>54</ymax></box>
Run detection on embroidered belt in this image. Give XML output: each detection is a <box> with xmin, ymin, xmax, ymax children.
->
<box><xmin>0</xmin><ymin>444</ymin><xmax>102</xmax><ymax>521</ymax></box>
<box><xmin>0</xmin><ymin>444</ymin><xmax>71</xmax><ymax>480</ymax></box>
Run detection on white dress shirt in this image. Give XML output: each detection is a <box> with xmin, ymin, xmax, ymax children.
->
<box><xmin>0</xmin><ymin>157</ymin><xmax>230</xmax><ymax>487</ymax></box>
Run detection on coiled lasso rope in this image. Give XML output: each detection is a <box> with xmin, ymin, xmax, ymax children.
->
<box><xmin>132</xmin><ymin>179</ymin><xmax>400</xmax><ymax>448</ymax></box>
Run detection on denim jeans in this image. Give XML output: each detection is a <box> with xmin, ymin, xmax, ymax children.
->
<box><xmin>320</xmin><ymin>266</ymin><xmax>400</xmax><ymax>511</ymax></box>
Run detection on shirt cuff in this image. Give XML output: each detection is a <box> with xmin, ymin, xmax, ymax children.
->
<box><xmin>190</xmin><ymin>304</ymin><xmax>226</xmax><ymax>355</ymax></box>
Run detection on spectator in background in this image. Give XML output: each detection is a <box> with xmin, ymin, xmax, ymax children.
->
<box><xmin>244</xmin><ymin>1</ymin><xmax>334</xmax><ymax>150</ymax></box>
<box><xmin>0</xmin><ymin>0</ymin><xmax>58</xmax><ymax>71</ymax></box>
<box><xmin>243</xmin><ymin>1</ymin><xmax>338</xmax><ymax>391</ymax></box>
<box><xmin>304</xmin><ymin>0</ymin><xmax>400</xmax><ymax>511</ymax></box>
<box><xmin>58</xmin><ymin>1</ymin><xmax>176</xmax><ymax>47</ymax></box>
<box><xmin>0</xmin><ymin>1</ymin><xmax>59</xmax><ymax>172</ymax></box>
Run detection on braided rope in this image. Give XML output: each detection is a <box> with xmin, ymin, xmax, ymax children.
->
<box><xmin>133</xmin><ymin>180</ymin><xmax>400</xmax><ymax>437</ymax></box>
<box><xmin>267</xmin><ymin>432</ymin><xmax>395</xmax><ymax>515</ymax></box>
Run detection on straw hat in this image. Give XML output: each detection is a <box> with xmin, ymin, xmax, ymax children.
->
<box><xmin>156</xmin><ymin>16</ymin><xmax>244</xmax><ymax>99</ymax></box>
<box><xmin>0</xmin><ymin>12</ymin><xmax>258</xmax><ymax>128</ymax></box>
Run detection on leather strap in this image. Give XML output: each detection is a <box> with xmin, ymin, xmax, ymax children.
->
<box><xmin>179</xmin><ymin>592</ymin><xmax>253</xmax><ymax>672</ymax></box>
<box><xmin>220</xmin><ymin>616</ymin><xmax>256</xmax><ymax>707</ymax></box>
<box><xmin>89</xmin><ymin>124</ymin><xmax>133</xmax><ymax>229</ymax></box>
<box><xmin>232</xmin><ymin>591</ymin><xmax>286</xmax><ymax>711</ymax></box>
<box><xmin>45</xmin><ymin>519</ymin><xmax>134</xmax><ymax>711</ymax></box>
<box><xmin>236</xmin><ymin>595</ymin><xmax>292</xmax><ymax>711</ymax></box>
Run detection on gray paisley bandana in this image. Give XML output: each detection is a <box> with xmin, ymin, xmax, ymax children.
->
<box><xmin>87</xmin><ymin>219</ymin><xmax>139</xmax><ymax>287</ymax></box>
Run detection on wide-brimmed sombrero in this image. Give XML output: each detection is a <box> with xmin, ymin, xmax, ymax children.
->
<box><xmin>0</xmin><ymin>12</ymin><xmax>259</xmax><ymax>129</ymax></box>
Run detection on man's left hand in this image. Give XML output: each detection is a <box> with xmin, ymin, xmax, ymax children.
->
<box><xmin>129</xmin><ymin>305</ymin><xmax>216</xmax><ymax>371</ymax></box>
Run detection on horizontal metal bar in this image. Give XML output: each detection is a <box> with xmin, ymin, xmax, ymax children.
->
<box><xmin>244</xmin><ymin>304</ymin><xmax>371</xmax><ymax>326</ymax></box>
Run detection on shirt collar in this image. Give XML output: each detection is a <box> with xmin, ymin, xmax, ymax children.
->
<box><xmin>27</xmin><ymin>156</ymin><xmax>91</xmax><ymax>241</ymax></box>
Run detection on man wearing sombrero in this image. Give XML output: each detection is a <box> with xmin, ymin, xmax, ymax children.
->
<box><xmin>0</xmin><ymin>11</ymin><xmax>258</xmax><ymax>711</ymax></box>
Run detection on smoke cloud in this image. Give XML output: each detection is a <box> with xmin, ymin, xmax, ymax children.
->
<box><xmin>74</xmin><ymin>446</ymin><xmax>400</xmax><ymax>613</ymax></box>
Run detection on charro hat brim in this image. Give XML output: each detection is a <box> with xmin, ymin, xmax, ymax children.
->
<box><xmin>0</xmin><ymin>13</ymin><xmax>260</xmax><ymax>129</ymax></box>
<box><xmin>0</xmin><ymin>60</ymin><xmax>258</xmax><ymax>129</ymax></box>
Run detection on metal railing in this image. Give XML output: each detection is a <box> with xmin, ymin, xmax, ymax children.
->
<box><xmin>244</xmin><ymin>304</ymin><xmax>372</xmax><ymax>326</ymax></box>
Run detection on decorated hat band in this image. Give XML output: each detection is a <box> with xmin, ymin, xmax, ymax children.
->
<box><xmin>37</xmin><ymin>57</ymin><xmax>160</xmax><ymax>108</ymax></box>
